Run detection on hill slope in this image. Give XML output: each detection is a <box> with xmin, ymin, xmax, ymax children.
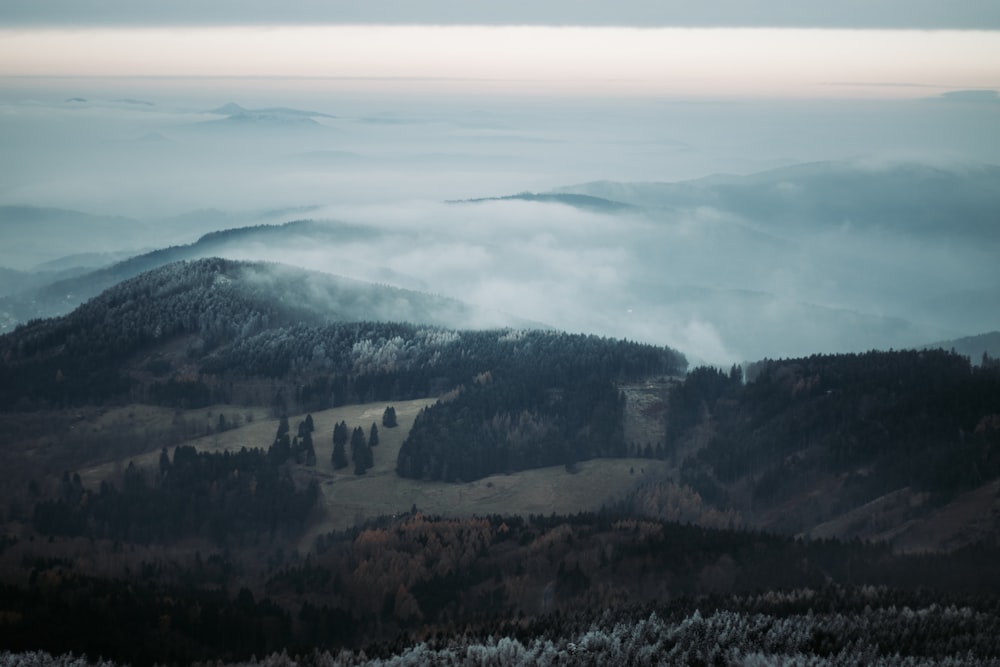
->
<box><xmin>0</xmin><ymin>219</ymin><xmax>386</xmax><ymax>330</ymax></box>
<box><xmin>661</xmin><ymin>350</ymin><xmax>1000</xmax><ymax>549</ymax></box>
<box><xmin>0</xmin><ymin>258</ymin><xmax>548</xmax><ymax>409</ymax></box>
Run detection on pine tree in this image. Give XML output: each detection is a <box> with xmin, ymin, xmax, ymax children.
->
<box><xmin>270</xmin><ymin>432</ymin><xmax>291</xmax><ymax>464</ymax></box>
<box><xmin>331</xmin><ymin>420</ymin><xmax>349</xmax><ymax>469</ymax></box>
<box><xmin>382</xmin><ymin>405</ymin><xmax>398</xmax><ymax>428</ymax></box>
<box><xmin>158</xmin><ymin>447</ymin><xmax>171</xmax><ymax>478</ymax></box>
<box><xmin>369</xmin><ymin>422</ymin><xmax>379</xmax><ymax>447</ymax></box>
<box><xmin>304</xmin><ymin>434</ymin><xmax>317</xmax><ymax>467</ymax></box>
<box><xmin>351</xmin><ymin>426</ymin><xmax>368</xmax><ymax>471</ymax></box>
<box><xmin>297</xmin><ymin>431</ymin><xmax>314</xmax><ymax>465</ymax></box>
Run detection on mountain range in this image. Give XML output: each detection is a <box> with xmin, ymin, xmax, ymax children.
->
<box><xmin>1</xmin><ymin>168</ymin><xmax>999</xmax><ymax>663</ymax></box>
<box><xmin>3</xmin><ymin>159</ymin><xmax>998</xmax><ymax>363</ymax></box>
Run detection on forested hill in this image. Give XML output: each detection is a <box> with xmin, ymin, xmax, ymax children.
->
<box><xmin>0</xmin><ymin>219</ymin><xmax>381</xmax><ymax>329</ymax></box>
<box><xmin>389</xmin><ymin>329</ymin><xmax>685</xmax><ymax>481</ymax></box>
<box><xmin>199</xmin><ymin>325</ymin><xmax>685</xmax><ymax>480</ymax></box>
<box><xmin>0</xmin><ymin>258</ymin><xmax>551</xmax><ymax>409</ymax></box>
<box><xmin>667</xmin><ymin>349</ymin><xmax>1000</xmax><ymax>542</ymax></box>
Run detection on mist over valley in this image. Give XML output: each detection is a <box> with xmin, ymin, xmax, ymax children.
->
<box><xmin>2</xmin><ymin>90</ymin><xmax>997</xmax><ymax>362</ymax></box>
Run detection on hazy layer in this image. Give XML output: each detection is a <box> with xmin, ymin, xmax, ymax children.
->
<box><xmin>0</xmin><ymin>82</ymin><xmax>997</xmax><ymax>364</ymax></box>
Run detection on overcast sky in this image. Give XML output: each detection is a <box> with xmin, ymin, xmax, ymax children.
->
<box><xmin>1</xmin><ymin>0</ymin><xmax>999</xmax><ymax>29</ymax></box>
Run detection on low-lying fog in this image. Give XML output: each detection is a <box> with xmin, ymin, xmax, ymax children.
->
<box><xmin>1</xmin><ymin>79</ymin><xmax>998</xmax><ymax>364</ymax></box>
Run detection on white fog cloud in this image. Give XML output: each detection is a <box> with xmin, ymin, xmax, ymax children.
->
<box><xmin>0</xmin><ymin>78</ymin><xmax>997</xmax><ymax>365</ymax></box>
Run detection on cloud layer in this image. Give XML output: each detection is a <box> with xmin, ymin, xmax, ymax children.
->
<box><xmin>0</xmin><ymin>83</ymin><xmax>997</xmax><ymax>365</ymax></box>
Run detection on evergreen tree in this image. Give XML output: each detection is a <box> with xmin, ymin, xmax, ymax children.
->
<box><xmin>270</xmin><ymin>432</ymin><xmax>291</xmax><ymax>464</ymax></box>
<box><xmin>350</xmin><ymin>426</ymin><xmax>365</xmax><ymax>462</ymax></box>
<box><xmin>276</xmin><ymin>414</ymin><xmax>290</xmax><ymax>439</ymax></box>
<box><xmin>158</xmin><ymin>447</ymin><xmax>171</xmax><ymax>478</ymax></box>
<box><xmin>382</xmin><ymin>406</ymin><xmax>398</xmax><ymax>428</ymax></box>
<box><xmin>297</xmin><ymin>431</ymin><xmax>315</xmax><ymax>465</ymax></box>
<box><xmin>369</xmin><ymin>422</ymin><xmax>379</xmax><ymax>447</ymax></box>
<box><xmin>332</xmin><ymin>421</ymin><xmax>349</xmax><ymax>470</ymax></box>
<box><xmin>351</xmin><ymin>426</ymin><xmax>371</xmax><ymax>474</ymax></box>
<box><xmin>304</xmin><ymin>434</ymin><xmax>317</xmax><ymax>467</ymax></box>
<box><xmin>333</xmin><ymin>420</ymin><xmax>348</xmax><ymax>448</ymax></box>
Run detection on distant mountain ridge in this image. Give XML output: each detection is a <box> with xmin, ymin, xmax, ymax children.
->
<box><xmin>200</xmin><ymin>102</ymin><xmax>336</xmax><ymax>129</ymax></box>
<box><xmin>453</xmin><ymin>192</ymin><xmax>636</xmax><ymax>213</ymax></box>
<box><xmin>0</xmin><ymin>219</ymin><xmax>378</xmax><ymax>330</ymax></box>
<box><xmin>209</xmin><ymin>102</ymin><xmax>336</xmax><ymax>119</ymax></box>
<box><xmin>553</xmin><ymin>160</ymin><xmax>1000</xmax><ymax>240</ymax></box>
<box><xmin>923</xmin><ymin>331</ymin><xmax>1000</xmax><ymax>363</ymax></box>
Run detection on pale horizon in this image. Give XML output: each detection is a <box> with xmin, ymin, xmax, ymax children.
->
<box><xmin>1</xmin><ymin>26</ymin><xmax>998</xmax><ymax>99</ymax></box>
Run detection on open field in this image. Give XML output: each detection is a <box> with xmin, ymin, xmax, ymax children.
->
<box><xmin>74</xmin><ymin>395</ymin><xmax>674</xmax><ymax>550</ymax></box>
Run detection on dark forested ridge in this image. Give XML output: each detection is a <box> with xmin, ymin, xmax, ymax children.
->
<box><xmin>0</xmin><ymin>258</ymin><xmax>549</xmax><ymax>410</ymax></box>
<box><xmin>0</xmin><ymin>256</ymin><xmax>685</xmax><ymax>482</ymax></box>
<box><xmin>4</xmin><ymin>511</ymin><xmax>1000</xmax><ymax>666</ymax></box>
<box><xmin>396</xmin><ymin>331</ymin><xmax>683</xmax><ymax>481</ymax></box>
<box><xmin>32</xmin><ymin>444</ymin><xmax>320</xmax><ymax>546</ymax></box>
<box><xmin>667</xmin><ymin>349</ymin><xmax>1000</xmax><ymax>539</ymax></box>
<box><xmin>211</xmin><ymin>327</ymin><xmax>684</xmax><ymax>480</ymax></box>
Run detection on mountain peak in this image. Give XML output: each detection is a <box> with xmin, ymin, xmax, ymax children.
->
<box><xmin>209</xmin><ymin>102</ymin><xmax>247</xmax><ymax>116</ymax></box>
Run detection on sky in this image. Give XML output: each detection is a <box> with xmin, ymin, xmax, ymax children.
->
<box><xmin>2</xmin><ymin>26</ymin><xmax>998</xmax><ymax>99</ymax></box>
<box><xmin>1</xmin><ymin>2</ymin><xmax>999</xmax><ymax>99</ymax></box>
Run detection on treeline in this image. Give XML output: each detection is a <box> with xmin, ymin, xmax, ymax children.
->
<box><xmin>388</xmin><ymin>330</ymin><xmax>683</xmax><ymax>481</ymax></box>
<box><xmin>304</xmin><ymin>511</ymin><xmax>1000</xmax><ymax>636</ymax></box>
<box><xmin>325</xmin><ymin>593</ymin><xmax>1000</xmax><ymax>666</ymax></box>
<box><xmin>0</xmin><ymin>258</ymin><xmax>517</xmax><ymax>410</ymax></box>
<box><xmin>668</xmin><ymin>349</ymin><xmax>1000</xmax><ymax>515</ymax></box>
<box><xmin>32</xmin><ymin>443</ymin><xmax>319</xmax><ymax>545</ymax></box>
<box><xmin>9</xmin><ymin>593</ymin><xmax>1000</xmax><ymax>666</ymax></box>
<box><xmin>0</xmin><ymin>572</ymin><xmax>294</xmax><ymax>667</ymax></box>
<box><xmin>0</xmin><ymin>258</ymin><xmax>322</xmax><ymax>409</ymax></box>
<box><xmin>7</xmin><ymin>510</ymin><xmax>1000</xmax><ymax>665</ymax></box>
<box><xmin>203</xmin><ymin>325</ymin><xmax>684</xmax><ymax>406</ymax></box>
<box><xmin>203</xmin><ymin>326</ymin><xmax>684</xmax><ymax>482</ymax></box>
<box><xmin>0</xmin><ymin>258</ymin><xmax>685</xmax><ymax>414</ymax></box>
